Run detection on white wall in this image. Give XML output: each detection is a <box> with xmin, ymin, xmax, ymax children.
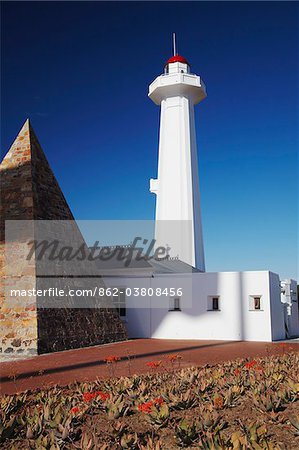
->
<box><xmin>269</xmin><ymin>272</ymin><xmax>285</xmax><ymax>340</ymax></box>
<box><xmin>148</xmin><ymin>271</ymin><xmax>273</xmax><ymax>341</ymax></box>
<box><xmin>103</xmin><ymin>271</ymin><xmax>297</xmax><ymax>342</ymax></box>
<box><xmin>287</xmin><ymin>279</ymin><xmax>299</xmax><ymax>338</ymax></box>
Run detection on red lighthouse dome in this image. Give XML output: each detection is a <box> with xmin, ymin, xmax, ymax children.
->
<box><xmin>165</xmin><ymin>55</ymin><xmax>189</xmax><ymax>66</ymax></box>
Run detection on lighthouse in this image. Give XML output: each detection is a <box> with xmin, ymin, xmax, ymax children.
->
<box><xmin>149</xmin><ymin>36</ymin><xmax>206</xmax><ymax>271</ymax></box>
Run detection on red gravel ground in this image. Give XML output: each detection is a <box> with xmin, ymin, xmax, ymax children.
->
<box><xmin>0</xmin><ymin>339</ymin><xmax>297</xmax><ymax>396</ymax></box>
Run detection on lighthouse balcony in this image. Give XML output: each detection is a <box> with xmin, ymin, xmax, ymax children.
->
<box><xmin>148</xmin><ymin>73</ymin><xmax>206</xmax><ymax>105</ymax></box>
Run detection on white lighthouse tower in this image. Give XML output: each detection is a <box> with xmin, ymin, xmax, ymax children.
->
<box><xmin>149</xmin><ymin>36</ymin><xmax>206</xmax><ymax>271</ymax></box>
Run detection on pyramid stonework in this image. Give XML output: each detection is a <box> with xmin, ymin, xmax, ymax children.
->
<box><xmin>0</xmin><ymin>120</ymin><xmax>127</xmax><ymax>355</ymax></box>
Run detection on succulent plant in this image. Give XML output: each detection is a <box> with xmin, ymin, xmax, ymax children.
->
<box><xmin>175</xmin><ymin>419</ymin><xmax>198</xmax><ymax>447</ymax></box>
<box><xmin>1</xmin><ymin>351</ymin><xmax>298</xmax><ymax>449</ymax></box>
<box><xmin>148</xmin><ymin>402</ymin><xmax>170</xmax><ymax>428</ymax></box>
<box><xmin>105</xmin><ymin>394</ymin><xmax>131</xmax><ymax>419</ymax></box>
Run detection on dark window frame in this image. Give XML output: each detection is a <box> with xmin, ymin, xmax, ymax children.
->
<box><xmin>254</xmin><ymin>297</ymin><xmax>261</xmax><ymax>310</ymax></box>
<box><xmin>169</xmin><ymin>296</ymin><xmax>181</xmax><ymax>312</ymax></box>
<box><xmin>249</xmin><ymin>295</ymin><xmax>263</xmax><ymax>311</ymax></box>
<box><xmin>207</xmin><ymin>296</ymin><xmax>220</xmax><ymax>311</ymax></box>
<box><xmin>212</xmin><ymin>297</ymin><xmax>219</xmax><ymax>310</ymax></box>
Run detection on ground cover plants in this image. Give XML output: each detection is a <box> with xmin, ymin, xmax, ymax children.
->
<box><xmin>1</xmin><ymin>351</ymin><xmax>298</xmax><ymax>449</ymax></box>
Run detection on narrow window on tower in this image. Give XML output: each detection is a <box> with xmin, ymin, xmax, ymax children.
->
<box><xmin>207</xmin><ymin>296</ymin><xmax>220</xmax><ymax>311</ymax></box>
<box><xmin>249</xmin><ymin>295</ymin><xmax>262</xmax><ymax>311</ymax></box>
<box><xmin>169</xmin><ymin>297</ymin><xmax>181</xmax><ymax>311</ymax></box>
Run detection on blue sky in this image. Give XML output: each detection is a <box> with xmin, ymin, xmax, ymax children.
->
<box><xmin>1</xmin><ymin>2</ymin><xmax>298</xmax><ymax>279</ymax></box>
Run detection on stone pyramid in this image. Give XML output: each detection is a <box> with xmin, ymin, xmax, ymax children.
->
<box><xmin>0</xmin><ymin>120</ymin><xmax>127</xmax><ymax>356</ymax></box>
<box><xmin>1</xmin><ymin>119</ymin><xmax>76</xmax><ymax>222</ymax></box>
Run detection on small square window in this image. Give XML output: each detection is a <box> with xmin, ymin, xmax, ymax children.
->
<box><xmin>207</xmin><ymin>296</ymin><xmax>220</xmax><ymax>311</ymax></box>
<box><xmin>169</xmin><ymin>297</ymin><xmax>181</xmax><ymax>311</ymax></box>
<box><xmin>249</xmin><ymin>295</ymin><xmax>262</xmax><ymax>311</ymax></box>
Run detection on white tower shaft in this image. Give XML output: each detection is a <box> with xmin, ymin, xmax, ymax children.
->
<box><xmin>149</xmin><ymin>57</ymin><xmax>206</xmax><ymax>270</ymax></box>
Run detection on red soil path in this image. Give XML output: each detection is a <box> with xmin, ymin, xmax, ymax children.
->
<box><xmin>0</xmin><ymin>339</ymin><xmax>297</xmax><ymax>396</ymax></box>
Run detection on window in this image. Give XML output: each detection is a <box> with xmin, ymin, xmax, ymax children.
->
<box><xmin>174</xmin><ymin>297</ymin><xmax>180</xmax><ymax>311</ymax></box>
<box><xmin>112</xmin><ymin>288</ymin><xmax>126</xmax><ymax>317</ymax></box>
<box><xmin>169</xmin><ymin>297</ymin><xmax>181</xmax><ymax>311</ymax></box>
<box><xmin>249</xmin><ymin>295</ymin><xmax>262</xmax><ymax>311</ymax></box>
<box><xmin>254</xmin><ymin>297</ymin><xmax>261</xmax><ymax>310</ymax></box>
<box><xmin>212</xmin><ymin>297</ymin><xmax>219</xmax><ymax>310</ymax></box>
<box><xmin>207</xmin><ymin>296</ymin><xmax>220</xmax><ymax>311</ymax></box>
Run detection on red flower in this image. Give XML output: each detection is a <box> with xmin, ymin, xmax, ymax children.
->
<box><xmin>95</xmin><ymin>391</ymin><xmax>110</xmax><ymax>401</ymax></box>
<box><xmin>244</xmin><ymin>360</ymin><xmax>258</xmax><ymax>369</ymax></box>
<box><xmin>146</xmin><ymin>361</ymin><xmax>162</xmax><ymax>369</ymax></box>
<box><xmin>278</xmin><ymin>343</ymin><xmax>287</xmax><ymax>348</ymax></box>
<box><xmin>83</xmin><ymin>391</ymin><xmax>109</xmax><ymax>402</ymax></box>
<box><xmin>214</xmin><ymin>396</ymin><xmax>223</xmax><ymax>409</ymax></box>
<box><xmin>71</xmin><ymin>406</ymin><xmax>79</xmax><ymax>414</ymax></box>
<box><xmin>83</xmin><ymin>392</ymin><xmax>95</xmax><ymax>402</ymax></box>
<box><xmin>104</xmin><ymin>355</ymin><xmax>121</xmax><ymax>363</ymax></box>
<box><xmin>154</xmin><ymin>396</ymin><xmax>164</xmax><ymax>406</ymax></box>
<box><xmin>138</xmin><ymin>401</ymin><xmax>154</xmax><ymax>413</ymax></box>
<box><xmin>234</xmin><ymin>368</ymin><xmax>241</xmax><ymax>376</ymax></box>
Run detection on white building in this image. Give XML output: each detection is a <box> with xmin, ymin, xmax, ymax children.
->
<box><xmin>101</xmin><ymin>262</ymin><xmax>298</xmax><ymax>342</ymax></box>
<box><xmin>101</xmin><ymin>42</ymin><xmax>298</xmax><ymax>342</ymax></box>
